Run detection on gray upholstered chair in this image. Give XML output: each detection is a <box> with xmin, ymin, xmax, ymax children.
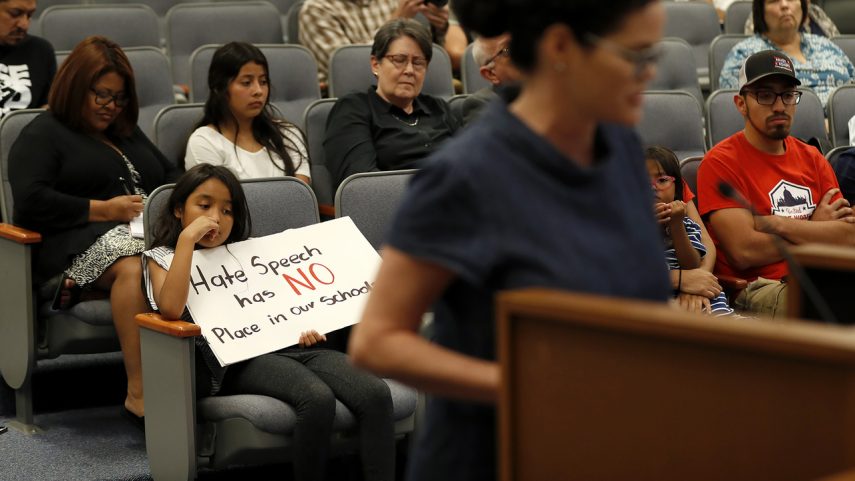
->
<box><xmin>831</xmin><ymin>35</ymin><xmax>855</xmax><ymax>66</ymax></box>
<box><xmin>827</xmin><ymin>84</ymin><xmax>855</xmax><ymax>148</ymax></box>
<box><xmin>328</xmin><ymin>44</ymin><xmax>454</xmax><ymax>99</ymax></box>
<box><xmin>138</xmin><ymin>177</ymin><xmax>418</xmax><ymax>480</ymax></box>
<box><xmin>303</xmin><ymin>98</ymin><xmax>338</xmax><ymax>215</ymax></box>
<box><xmin>649</xmin><ymin>38</ymin><xmax>704</xmax><ymax>106</ymax></box>
<box><xmin>0</xmin><ymin>109</ymin><xmax>120</xmax><ymax>432</ymax></box>
<box><xmin>285</xmin><ymin>0</ymin><xmax>304</xmax><ymax>45</ymax></box>
<box><xmin>826</xmin><ymin>145</ymin><xmax>851</xmax><ymax>169</ymax></box>
<box><xmin>39</xmin><ymin>4</ymin><xmax>160</xmax><ymax>51</ymax></box>
<box><xmin>663</xmin><ymin>1</ymin><xmax>721</xmax><ymax>89</ymax></box>
<box><xmin>188</xmin><ymin>43</ymin><xmax>320</xmax><ymax>130</ymax></box>
<box><xmin>706</xmin><ymin>88</ymin><xmax>827</xmax><ymax>149</ymax></box>
<box><xmin>680</xmin><ymin>156</ymin><xmax>703</xmax><ymax>203</ymax></box>
<box><xmin>335</xmin><ymin>170</ymin><xmax>416</xmax><ymax>250</ymax></box>
<box><xmin>825</xmin><ymin>0</ymin><xmax>855</xmax><ymax>35</ymax></box>
<box><xmin>165</xmin><ymin>1</ymin><xmax>283</xmax><ymax>88</ymax></box>
<box><xmin>708</xmin><ymin>34</ymin><xmax>749</xmax><ymax>92</ymax></box>
<box><xmin>152</xmin><ymin>103</ymin><xmax>205</xmax><ymax>170</ymax></box>
<box><xmin>724</xmin><ymin>1</ymin><xmax>752</xmax><ymax>34</ymax></box>
<box><xmin>461</xmin><ymin>42</ymin><xmax>491</xmax><ymax>95</ymax></box>
<box><xmin>637</xmin><ymin>90</ymin><xmax>706</xmax><ymax>162</ymax></box>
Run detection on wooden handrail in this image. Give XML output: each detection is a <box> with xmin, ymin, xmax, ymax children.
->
<box><xmin>0</xmin><ymin>223</ymin><xmax>41</xmax><ymax>244</ymax></box>
<box><xmin>135</xmin><ymin>312</ymin><xmax>201</xmax><ymax>338</ymax></box>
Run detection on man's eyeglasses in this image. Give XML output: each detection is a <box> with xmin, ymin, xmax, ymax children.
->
<box><xmin>585</xmin><ymin>33</ymin><xmax>663</xmax><ymax>78</ymax></box>
<box><xmin>483</xmin><ymin>47</ymin><xmax>510</xmax><ymax>67</ymax></box>
<box><xmin>383</xmin><ymin>54</ymin><xmax>428</xmax><ymax>72</ymax></box>
<box><xmin>743</xmin><ymin>89</ymin><xmax>802</xmax><ymax>106</ymax></box>
<box><xmin>90</xmin><ymin>88</ymin><xmax>129</xmax><ymax>108</ymax></box>
<box><xmin>651</xmin><ymin>175</ymin><xmax>676</xmax><ymax>190</ymax></box>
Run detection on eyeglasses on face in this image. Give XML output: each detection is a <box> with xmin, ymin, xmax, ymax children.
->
<box><xmin>743</xmin><ymin>89</ymin><xmax>802</xmax><ymax>106</ymax></box>
<box><xmin>651</xmin><ymin>175</ymin><xmax>676</xmax><ymax>190</ymax></box>
<box><xmin>584</xmin><ymin>33</ymin><xmax>663</xmax><ymax>78</ymax></box>
<box><xmin>484</xmin><ymin>47</ymin><xmax>510</xmax><ymax>67</ymax></box>
<box><xmin>383</xmin><ymin>54</ymin><xmax>428</xmax><ymax>71</ymax></box>
<box><xmin>90</xmin><ymin>88</ymin><xmax>129</xmax><ymax>108</ymax></box>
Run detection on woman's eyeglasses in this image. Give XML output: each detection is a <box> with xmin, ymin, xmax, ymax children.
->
<box><xmin>90</xmin><ymin>88</ymin><xmax>129</xmax><ymax>108</ymax></box>
<box><xmin>383</xmin><ymin>54</ymin><xmax>428</xmax><ymax>72</ymax></box>
<box><xmin>651</xmin><ymin>175</ymin><xmax>676</xmax><ymax>190</ymax></box>
<box><xmin>584</xmin><ymin>33</ymin><xmax>663</xmax><ymax>79</ymax></box>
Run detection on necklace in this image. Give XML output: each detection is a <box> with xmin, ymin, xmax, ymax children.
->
<box><xmin>391</xmin><ymin>112</ymin><xmax>419</xmax><ymax>127</ymax></box>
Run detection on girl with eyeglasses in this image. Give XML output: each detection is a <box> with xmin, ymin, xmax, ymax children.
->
<box><xmin>8</xmin><ymin>36</ymin><xmax>178</xmax><ymax>424</ymax></box>
<box><xmin>324</xmin><ymin>18</ymin><xmax>460</xmax><ymax>191</ymax></box>
<box><xmin>646</xmin><ymin>146</ymin><xmax>734</xmax><ymax>316</ymax></box>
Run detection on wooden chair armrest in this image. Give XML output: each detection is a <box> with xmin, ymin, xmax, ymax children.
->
<box><xmin>0</xmin><ymin>223</ymin><xmax>41</xmax><ymax>244</ymax></box>
<box><xmin>135</xmin><ymin>312</ymin><xmax>200</xmax><ymax>338</ymax></box>
<box><xmin>318</xmin><ymin>203</ymin><xmax>336</xmax><ymax>218</ymax></box>
<box><xmin>718</xmin><ymin>274</ymin><xmax>748</xmax><ymax>292</ymax></box>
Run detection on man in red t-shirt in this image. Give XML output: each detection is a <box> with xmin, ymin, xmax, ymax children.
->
<box><xmin>698</xmin><ymin>50</ymin><xmax>855</xmax><ymax>317</ymax></box>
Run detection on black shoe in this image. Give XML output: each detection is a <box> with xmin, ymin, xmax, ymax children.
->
<box><xmin>120</xmin><ymin>406</ymin><xmax>145</xmax><ymax>431</ymax></box>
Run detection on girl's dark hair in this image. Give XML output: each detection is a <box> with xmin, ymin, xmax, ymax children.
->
<box><xmin>49</xmin><ymin>35</ymin><xmax>139</xmax><ymax>137</ymax></box>
<box><xmin>197</xmin><ymin>42</ymin><xmax>305</xmax><ymax>176</ymax></box>
<box><xmin>453</xmin><ymin>0</ymin><xmax>658</xmax><ymax>72</ymax></box>
<box><xmin>371</xmin><ymin>18</ymin><xmax>433</xmax><ymax>62</ymax></box>
<box><xmin>645</xmin><ymin>146</ymin><xmax>683</xmax><ymax>201</ymax></box>
<box><xmin>753</xmin><ymin>0</ymin><xmax>808</xmax><ymax>35</ymax></box>
<box><xmin>151</xmin><ymin>164</ymin><xmax>252</xmax><ymax>248</ymax></box>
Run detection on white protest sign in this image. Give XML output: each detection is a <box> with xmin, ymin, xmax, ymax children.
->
<box><xmin>178</xmin><ymin>216</ymin><xmax>381</xmax><ymax>366</ymax></box>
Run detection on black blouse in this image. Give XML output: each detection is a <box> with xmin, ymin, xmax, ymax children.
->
<box><xmin>323</xmin><ymin>88</ymin><xmax>460</xmax><ymax>190</ymax></box>
<box><xmin>9</xmin><ymin>111</ymin><xmax>178</xmax><ymax>283</ymax></box>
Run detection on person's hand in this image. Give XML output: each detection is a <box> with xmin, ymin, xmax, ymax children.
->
<box><xmin>679</xmin><ymin>268</ymin><xmax>721</xmax><ymax>299</ymax></box>
<box><xmin>179</xmin><ymin>215</ymin><xmax>220</xmax><ymax>244</ymax></box>
<box><xmin>422</xmin><ymin>3</ymin><xmax>449</xmax><ymax>31</ymax></box>
<box><xmin>299</xmin><ymin>330</ymin><xmax>327</xmax><ymax>348</ymax></box>
<box><xmin>810</xmin><ymin>188</ymin><xmax>853</xmax><ymax>221</ymax></box>
<box><xmin>668</xmin><ymin>200</ymin><xmax>687</xmax><ymax>222</ymax></box>
<box><xmin>676</xmin><ymin>292</ymin><xmax>712</xmax><ymax>314</ymax></box>
<box><xmin>654</xmin><ymin>202</ymin><xmax>671</xmax><ymax>225</ymax></box>
<box><xmin>394</xmin><ymin>0</ymin><xmax>426</xmax><ymax>19</ymax></box>
<box><xmin>106</xmin><ymin>194</ymin><xmax>143</xmax><ymax>222</ymax></box>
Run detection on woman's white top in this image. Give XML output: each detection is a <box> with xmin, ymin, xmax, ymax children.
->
<box><xmin>185</xmin><ymin>123</ymin><xmax>311</xmax><ymax>180</ymax></box>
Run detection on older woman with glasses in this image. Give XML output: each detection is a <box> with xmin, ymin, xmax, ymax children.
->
<box><xmin>324</xmin><ymin>18</ymin><xmax>460</xmax><ymax>190</ymax></box>
<box><xmin>9</xmin><ymin>36</ymin><xmax>176</xmax><ymax>425</ymax></box>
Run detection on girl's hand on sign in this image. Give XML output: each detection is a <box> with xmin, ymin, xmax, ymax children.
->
<box><xmin>299</xmin><ymin>330</ymin><xmax>327</xmax><ymax>348</ymax></box>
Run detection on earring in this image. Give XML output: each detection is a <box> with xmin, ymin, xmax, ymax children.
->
<box><xmin>373</xmin><ymin>71</ymin><xmax>378</xmax><ymax>77</ymax></box>
<box><xmin>553</xmin><ymin>62</ymin><xmax>567</xmax><ymax>73</ymax></box>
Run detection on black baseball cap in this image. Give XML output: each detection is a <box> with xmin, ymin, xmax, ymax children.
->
<box><xmin>738</xmin><ymin>50</ymin><xmax>801</xmax><ymax>90</ymax></box>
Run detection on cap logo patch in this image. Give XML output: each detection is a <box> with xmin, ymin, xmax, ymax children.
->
<box><xmin>773</xmin><ymin>56</ymin><xmax>793</xmax><ymax>72</ymax></box>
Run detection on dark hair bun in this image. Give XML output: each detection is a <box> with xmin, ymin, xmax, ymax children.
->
<box><xmin>453</xmin><ymin>0</ymin><xmax>514</xmax><ymax>37</ymax></box>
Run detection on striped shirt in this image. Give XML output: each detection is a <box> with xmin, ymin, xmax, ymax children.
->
<box><xmin>665</xmin><ymin>217</ymin><xmax>734</xmax><ymax>316</ymax></box>
<box><xmin>299</xmin><ymin>0</ymin><xmax>398</xmax><ymax>83</ymax></box>
<box><xmin>142</xmin><ymin>246</ymin><xmax>227</xmax><ymax>396</ymax></box>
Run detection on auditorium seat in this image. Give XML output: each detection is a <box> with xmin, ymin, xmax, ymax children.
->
<box><xmin>39</xmin><ymin>4</ymin><xmax>160</xmax><ymax>51</ymax></box>
<box><xmin>165</xmin><ymin>1</ymin><xmax>283</xmax><ymax>89</ymax></box>
<box><xmin>303</xmin><ymin>98</ymin><xmax>337</xmax><ymax>215</ymax></box>
<box><xmin>151</xmin><ymin>103</ymin><xmax>204</xmax><ymax>169</ymax></box>
<box><xmin>827</xmin><ymin>84</ymin><xmax>855</xmax><ymax>148</ymax></box>
<box><xmin>285</xmin><ymin>0</ymin><xmax>304</xmax><ymax>44</ymax></box>
<box><xmin>328</xmin><ymin>44</ymin><xmax>454</xmax><ymax>99</ymax></box>
<box><xmin>831</xmin><ymin>35</ymin><xmax>855</xmax><ymax>66</ymax></box>
<box><xmin>663</xmin><ymin>1</ymin><xmax>721</xmax><ymax>89</ymax></box>
<box><xmin>680</xmin><ymin>156</ymin><xmax>702</xmax><ymax>202</ymax></box>
<box><xmin>824</xmin><ymin>0</ymin><xmax>855</xmax><ymax>35</ymax></box>
<box><xmin>724</xmin><ymin>1</ymin><xmax>752</xmax><ymax>34</ymax></box>
<box><xmin>188</xmin><ymin>43</ymin><xmax>320</xmax><ymax>130</ymax></box>
<box><xmin>335</xmin><ymin>170</ymin><xmax>416</xmax><ymax>250</ymax></box>
<box><xmin>637</xmin><ymin>90</ymin><xmax>706</xmax><ymax>161</ymax></box>
<box><xmin>461</xmin><ymin>43</ymin><xmax>490</xmax><ymax>95</ymax></box>
<box><xmin>649</xmin><ymin>37</ymin><xmax>703</xmax><ymax>106</ymax></box>
<box><xmin>708</xmin><ymin>34</ymin><xmax>749</xmax><ymax>92</ymax></box>
<box><xmin>137</xmin><ymin>177</ymin><xmax>418</xmax><ymax>480</ymax></box>
<box><xmin>706</xmin><ymin>88</ymin><xmax>827</xmax><ymax>149</ymax></box>
<box><xmin>0</xmin><ymin>109</ymin><xmax>121</xmax><ymax>432</ymax></box>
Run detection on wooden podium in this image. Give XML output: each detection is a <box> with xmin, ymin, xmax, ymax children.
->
<box><xmin>788</xmin><ymin>244</ymin><xmax>855</xmax><ymax>323</ymax></box>
<box><xmin>497</xmin><ymin>289</ymin><xmax>855</xmax><ymax>481</ymax></box>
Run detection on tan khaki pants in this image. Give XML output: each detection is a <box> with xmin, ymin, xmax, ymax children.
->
<box><xmin>734</xmin><ymin>277</ymin><xmax>788</xmax><ymax>318</ymax></box>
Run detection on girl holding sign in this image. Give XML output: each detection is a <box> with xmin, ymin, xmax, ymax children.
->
<box><xmin>143</xmin><ymin>164</ymin><xmax>394</xmax><ymax>481</ymax></box>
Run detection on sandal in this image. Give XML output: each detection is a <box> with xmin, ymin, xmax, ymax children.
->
<box><xmin>51</xmin><ymin>275</ymin><xmax>82</xmax><ymax>310</ymax></box>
